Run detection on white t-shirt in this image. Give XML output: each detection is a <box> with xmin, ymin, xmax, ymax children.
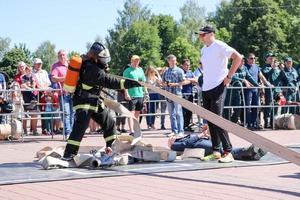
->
<box><xmin>200</xmin><ymin>39</ymin><xmax>236</xmax><ymax>91</ymax></box>
<box><xmin>33</xmin><ymin>69</ymin><xmax>51</xmax><ymax>89</ymax></box>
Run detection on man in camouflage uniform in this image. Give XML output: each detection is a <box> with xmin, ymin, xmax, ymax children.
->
<box><xmin>262</xmin><ymin>53</ymin><xmax>288</xmax><ymax>128</ymax></box>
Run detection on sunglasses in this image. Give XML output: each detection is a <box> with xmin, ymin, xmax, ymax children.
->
<box><xmin>248</xmin><ymin>57</ymin><xmax>255</xmax><ymax>59</ymax></box>
<box><xmin>199</xmin><ymin>33</ymin><xmax>208</xmax><ymax>37</ymax></box>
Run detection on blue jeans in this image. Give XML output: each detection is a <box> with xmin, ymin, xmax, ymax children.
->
<box><xmin>166</xmin><ymin>98</ymin><xmax>184</xmax><ymax>133</ymax></box>
<box><xmin>244</xmin><ymin>89</ymin><xmax>259</xmax><ymax>127</ymax></box>
<box><xmin>146</xmin><ymin>93</ymin><xmax>160</xmax><ymax>126</ymax></box>
<box><xmin>60</xmin><ymin>94</ymin><xmax>74</xmax><ymax>135</ymax></box>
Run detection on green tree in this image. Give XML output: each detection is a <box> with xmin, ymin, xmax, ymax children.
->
<box><xmin>68</xmin><ymin>51</ymin><xmax>81</xmax><ymax>60</ymax></box>
<box><xmin>106</xmin><ymin>0</ymin><xmax>152</xmax><ymax>74</ymax></box>
<box><xmin>0</xmin><ymin>37</ymin><xmax>11</xmax><ymax>61</ymax></box>
<box><xmin>1</xmin><ymin>48</ymin><xmax>30</xmax><ymax>79</ymax></box>
<box><xmin>211</xmin><ymin>0</ymin><xmax>299</xmax><ymax>65</ymax></box>
<box><xmin>179</xmin><ymin>0</ymin><xmax>206</xmax><ymax>45</ymax></box>
<box><xmin>168</xmin><ymin>37</ymin><xmax>199</xmax><ymax>70</ymax></box>
<box><xmin>14</xmin><ymin>43</ymin><xmax>33</xmax><ymax>61</ymax></box>
<box><xmin>115</xmin><ymin>0</ymin><xmax>151</xmax><ymax>30</ymax></box>
<box><xmin>150</xmin><ymin>14</ymin><xmax>179</xmax><ymax>61</ymax></box>
<box><xmin>34</xmin><ymin>41</ymin><xmax>56</xmax><ymax>72</ymax></box>
<box><xmin>117</xmin><ymin>20</ymin><xmax>162</xmax><ymax>70</ymax></box>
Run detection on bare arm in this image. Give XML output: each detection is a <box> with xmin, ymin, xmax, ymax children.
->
<box><xmin>51</xmin><ymin>76</ymin><xmax>65</xmax><ymax>83</ymax></box>
<box><xmin>258</xmin><ymin>71</ymin><xmax>270</xmax><ymax>86</ymax></box>
<box><xmin>224</xmin><ymin>51</ymin><xmax>242</xmax><ymax>85</ymax></box>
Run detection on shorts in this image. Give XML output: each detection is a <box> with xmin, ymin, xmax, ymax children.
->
<box><xmin>128</xmin><ymin>97</ymin><xmax>144</xmax><ymax>111</ymax></box>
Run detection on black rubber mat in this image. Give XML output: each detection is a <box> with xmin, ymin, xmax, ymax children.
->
<box><xmin>0</xmin><ymin>146</ymin><xmax>299</xmax><ymax>186</ymax></box>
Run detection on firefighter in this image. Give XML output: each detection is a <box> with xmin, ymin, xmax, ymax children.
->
<box><xmin>62</xmin><ymin>42</ymin><xmax>141</xmax><ymax>160</ymax></box>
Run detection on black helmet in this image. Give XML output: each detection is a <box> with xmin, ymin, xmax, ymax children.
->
<box><xmin>89</xmin><ymin>42</ymin><xmax>111</xmax><ymax>65</ymax></box>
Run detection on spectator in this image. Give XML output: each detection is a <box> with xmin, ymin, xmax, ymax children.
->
<box><xmin>48</xmin><ymin>74</ymin><xmax>61</xmax><ymax>134</ymax></box>
<box><xmin>162</xmin><ymin>55</ymin><xmax>186</xmax><ymax>137</ymax></box>
<box><xmin>0</xmin><ymin>72</ymin><xmax>6</xmax><ymax>124</ymax></box>
<box><xmin>32</xmin><ymin>58</ymin><xmax>51</xmax><ymax>135</ymax></box>
<box><xmin>230</xmin><ymin>56</ymin><xmax>259</xmax><ymax>127</ymax></box>
<box><xmin>244</xmin><ymin>53</ymin><xmax>269</xmax><ymax>130</ymax></box>
<box><xmin>115</xmin><ymin>89</ymin><xmax>128</xmax><ymax>133</ymax></box>
<box><xmin>20</xmin><ymin>64</ymin><xmax>39</xmax><ymax>135</ymax></box>
<box><xmin>33</xmin><ymin>58</ymin><xmax>51</xmax><ymax>89</ymax></box>
<box><xmin>51</xmin><ymin>49</ymin><xmax>74</xmax><ymax>137</ymax></box>
<box><xmin>181</xmin><ymin>59</ymin><xmax>197</xmax><ymax>132</ymax></box>
<box><xmin>145</xmin><ymin>66</ymin><xmax>162</xmax><ymax>130</ymax></box>
<box><xmin>157</xmin><ymin>67</ymin><xmax>167</xmax><ymax>130</ymax></box>
<box><xmin>196</xmin><ymin>25</ymin><xmax>242</xmax><ymax>163</ymax></box>
<box><xmin>40</xmin><ymin>90</ymin><xmax>59</xmax><ymax>135</ymax></box>
<box><xmin>283</xmin><ymin>57</ymin><xmax>299</xmax><ymax>114</ymax></box>
<box><xmin>123</xmin><ymin>55</ymin><xmax>147</xmax><ymax>135</ymax></box>
<box><xmin>262</xmin><ymin>53</ymin><xmax>288</xmax><ymax>128</ymax></box>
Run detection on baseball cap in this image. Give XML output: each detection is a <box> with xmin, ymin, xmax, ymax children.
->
<box><xmin>195</xmin><ymin>25</ymin><xmax>215</xmax><ymax>34</ymax></box>
<box><xmin>33</xmin><ymin>58</ymin><xmax>43</xmax><ymax>64</ymax></box>
<box><xmin>284</xmin><ymin>57</ymin><xmax>292</xmax><ymax>62</ymax></box>
<box><xmin>131</xmin><ymin>55</ymin><xmax>140</xmax><ymax>61</ymax></box>
<box><xmin>265</xmin><ymin>52</ymin><xmax>276</xmax><ymax>58</ymax></box>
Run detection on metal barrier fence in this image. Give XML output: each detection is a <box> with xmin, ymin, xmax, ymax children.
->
<box><xmin>224</xmin><ymin>85</ymin><xmax>300</xmax><ymax>129</ymax></box>
<box><xmin>2</xmin><ymin>84</ymin><xmax>298</xmax><ymax>142</ymax></box>
<box><xmin>0</xmin><ymin>87</ymin><xmax>65</xmax><ymax>141</ymax></box>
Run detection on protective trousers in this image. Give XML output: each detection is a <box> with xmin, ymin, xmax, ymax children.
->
<box><xmin>64</xmin><ymin>106</ymin><xmax>116</xmax><ymax>156</ymax></box>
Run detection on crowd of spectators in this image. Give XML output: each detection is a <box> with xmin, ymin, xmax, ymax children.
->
<box><xmin>0</xmin><ymin>50</ymin><xmax>299</xmax><ymax>136</ymax></box>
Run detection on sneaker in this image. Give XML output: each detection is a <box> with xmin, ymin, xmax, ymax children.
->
<box><xmin>253</xmin><ymin>148</ymin><xmax>267</xmax><ymax>160</ymax></box>
<box><xmin>42</xmin><ymin>129</ymin><xmax>48</xmax><ymax>135</ymax></box>
<box><xmin>167</xmin><ymin>132</ymin><xmax>176</xmax><ymax>137</ymax></box>
<box><xmin>61</xmin><ymin>155</ymin><xmax>75</xmax><ymax>161</ymax></box>
<box><xmin>219</xmin><ymin>152</ymin><xmax>234</xmax><ymax>163</ymax></box>
<box><xmin>177</xmin><ymin>132</ymin><xmax>185</xmax><ymax>138</ymax></box>
<box><xmin>129</xmin><ymin>132</ymin><xmax>134</xmax><ymax>136</ymax></box>
<box><xmin>160</xmin><ymin>126</ymin><xmax>166</xmax><ymax>130</ymax></box>
<box><xmin>201</xmin><ymin>151</ymin><xmax>221</xmax><ymax>161</ymax></box>
<box><xmin>32</xmin><ymin>131</ymin><xmax>39</xmax><ymax>136</ymax></box>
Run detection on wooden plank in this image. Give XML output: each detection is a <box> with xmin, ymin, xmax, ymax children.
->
<box><xmin>113</xmin><ymin>75</ymin><xmax>300</xmax><ymax>166</ymax></box>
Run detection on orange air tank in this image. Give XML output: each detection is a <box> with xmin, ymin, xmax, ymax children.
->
<box><xmin>64</xmin><ymin>56</ymin><xmax>82</xmax><ymax>93</ymax></box>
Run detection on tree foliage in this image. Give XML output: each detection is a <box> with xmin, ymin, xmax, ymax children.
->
<box><xmin>168</xmin><ymin>37</ymin><xmax>199</xmax><ymax>70</ymax></box>
<box><xmin>150</xmin><ymin>14</ymin><xmax>179</xmax><ymax>61</ymax></box>
<box><xmin>14</xmin><ymin>43</ymin><xmax>33</xmax><ymax>61</ymax></box>
<box><xmin>211</xmin><ymin>0</ymin><xmax>300</xmax><ymax>64</ymax></box>
<box><xmin>106</xmin><ymin>0</ymin><xmax>153</xmax><ymax>74</ymax></box>
<box><xmin>0</xmin><ymin>37</ymin><xmax>11</xmax><ymax>61</ymax></box>
<box><xmin>179</xmin><ymin>0</ymin><xmax>206</xmax><ymax>46</ymax></box>
<box><xmin>117</xmin><ymin>20</ymin><xmax>162</xmax><ymax>71</ymax></box>
<box><xmin>34</xmin><ymin>41</ymin><xmax>56</xmax><ymax>72</ymax></box>
<box><xmin>1</xmin><ymin>48</ymin><xmax>30</xmax><ymax>79</ymax></box>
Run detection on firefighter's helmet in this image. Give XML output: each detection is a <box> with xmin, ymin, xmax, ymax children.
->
<box><xmin>89</xmin><ymin>42</ymin><xmax>111</xmax><ymax>65</ymax></box>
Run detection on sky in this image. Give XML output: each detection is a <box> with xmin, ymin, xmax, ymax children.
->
<box><xmin>0</xmin><ymin>0</ymin><xmax>220</xmax><ymax>54</ymax></box>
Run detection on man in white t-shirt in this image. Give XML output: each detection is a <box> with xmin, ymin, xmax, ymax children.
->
<box><xmin>196</xmin><ymin>25</ymin><xmax>242</xmax><ymax>163</ymax></box>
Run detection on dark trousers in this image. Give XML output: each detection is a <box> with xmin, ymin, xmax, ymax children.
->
<box><xmin>182</xmin><ymin>94</ymin><xmax>194</xmax><ymax>128</ymax></box>
<box><xmin>64</xmin><ymin>106</ymin><xmax>116</xmax><ymax>156</ymax></box>
<box><xmin>171</xmin><ymin>135</ymin><xmax>254</xmax><ymax>160</ymax></box>
<box><xmin>202</xmin><ymin>83</ymin><xmax>232</xmax><ymax>152</ymax></box>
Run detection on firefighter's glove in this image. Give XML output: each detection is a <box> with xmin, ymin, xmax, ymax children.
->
<box><xmin>124</xmin><ymin>79</ymin><xmax>142</xmax><ymax>88</ymax></box>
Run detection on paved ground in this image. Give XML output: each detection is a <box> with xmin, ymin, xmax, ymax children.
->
<box><xmin>0</xmin><ymin>117</ymin><xmax>300</xmax><ymax>200</ymax></box>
